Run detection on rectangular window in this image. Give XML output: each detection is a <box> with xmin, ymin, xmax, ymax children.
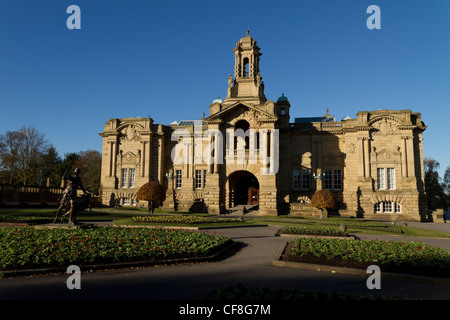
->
<box><xmin>301</xmin><ymin>169</ymin><xmax>310</xmax><ymax>190</ymax></box>
<box><xmin>324</xmin><ymin>170</ymin><xmax>332</xmax><ymax>190</ymax></box>
<box><xmin>395</xmin><ymin>203</ymin><xmax>401</xmax><ymax>213</ymax></box>
<box><xmin>129</xmin><ymin>168</ymin><xmax>135</xmax><ymax>188</ymax></box>
<box><xmin>123</xmin><ymin>198</ymin><xmax>129</xmax><ymax>205</ymax></box>
<box><xmin>377</xmin><ymin>168</ymin><xmax>386</xmax><ymax>190</ymax></box>
<box><xmin>387</xmin><ymin>168</ymin><xmax>396</xmax><ymax>190</ymax></box>
<box><xmin>383</xmin><ymin>201</ymin><xmax>393</xmax><ymax>213</ymax></box>
<box><xmin>334</xmin><ymin>169</ymin><xmax>342</xmax><ymax>190</ymax></box>
<box><xmin>195</xmin><ymin>170</ymin><xmax>202</xmax><ymax>189</ymax></box>
<box><xmin>374</xmin><ymin>203</ymin><xmax>381</xmax><ymax>213</ymax></box>
<box><xmin>175</xmin><ymin>170</ymin><xmax>182</xmax><ymax>189</ymax></box>
<box><xmin>293</xmin><ymin>170</ymin><xmax>301</xmax><ymax>190</ymax></box>
<box><xmin>121</xmin><ymin>168</ymin><xmax>128</xmax><ymax>188</ymax></box>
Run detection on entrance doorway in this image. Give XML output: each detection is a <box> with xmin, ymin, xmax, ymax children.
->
<box><xmin>227</xmin><ymin>171</ymin><xmax>259</xmax><ymax>207</ymax></box>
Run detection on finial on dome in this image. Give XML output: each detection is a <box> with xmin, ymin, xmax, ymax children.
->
<box><xmin>246</xmin><ymin>28</ymin><xmax>249</xmax><ymax>36</ymax></box>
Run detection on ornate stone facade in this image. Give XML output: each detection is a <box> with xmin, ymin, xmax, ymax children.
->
<box><xmin>99</xmin><ymin>32</ymin><xmax>427</xmax><ymax>221</ymax></box>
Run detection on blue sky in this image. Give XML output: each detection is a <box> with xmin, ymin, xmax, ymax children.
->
<box><xmin>0</xmin><ymin>0</ymin><xmax>449</xmax><ymax>176</ymax></box>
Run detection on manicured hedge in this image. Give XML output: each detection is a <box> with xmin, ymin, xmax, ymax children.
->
<box><xmin>0</xmin><ymin>226</ymin><xmax>231</xmax><ymax>270</ymax></box>
<box><xmin>132</xmin><ymin>215</ymin><xmax>242</xmax><ymax>225</ymax></box>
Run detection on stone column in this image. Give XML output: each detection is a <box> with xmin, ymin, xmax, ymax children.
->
<box><xmin>141</xmin><ymin>142</ymin><xmax>146</xmax><ymax>177</ymax></box>
<box><xmin>208</xmin><ymin>132</ymin><xmax>213</xmax><ymax>174</ymax></box>
<box><xmin>226</xmin><ymin>128</ymin><xmax>234</xmax><ymax>164</ymax></box>
<box><xmin>111</xmin><ymin>141</ymin><xmax>117</xmax><ymax>178</ymax></box>
<box><xmin>108</xmin><ymin>141</ymin><xmax>113</xmax><ymax>177</ymax></box>
<box><xmin>214</xmin><ymin>132</ymin><xmax>219</xmax><ymax>173</ymax></box>
<box><xmin>363</xmin><ymin>138</ymin><xmax>370</xmax><ymax>178</ymax></box>
<box><xmin>260</xmin><ymin>129</ymin><xmax>269</xmax><ymax>175</ymax></box>
<box><xmin>249</xmin><ymin>129</ymin><xmax>257</xmax><ymax>164</ymax></box>
<box><xmin>269</xmin><ymin>129</ymin><xmax>278</xmax><ymax>175</ymax></box>
<box><xmin>406</xmin><ymin>136</ymin><xmax>415</xmax><ymax>178</ymax></box>
<box><xmin>358</xmin><ymin>137</ymin><xmax>365</xmax><ymax>178</ymax></box>
<box><xmin>401</xmin><ymin>136</ymin><xmax>408</xmax><ymax>177</ymax></box>
<box><xmin>158</xmin><ymin>135</ymin><xmax>165</xmax><ymax>184</ymax></box>
<box><xmin>147</xmin><ymin>134</ymin><xmax>152</xmax><ymax>181</ymax></box>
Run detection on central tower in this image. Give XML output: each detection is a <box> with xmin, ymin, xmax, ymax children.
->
<box><xmin>225</xmin><ymin>30</ymin><xmax>267</xmax><ymax>106</ymax></box>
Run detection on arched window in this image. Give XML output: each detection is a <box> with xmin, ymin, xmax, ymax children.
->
<box><xmin>234</xmin><ymin>119</ymin><xmax>250</xmax><ymax>150</ymax></box>
<box><xmin>243</xmin><ymin>57</ymin><xmax>249</xmax><ymax>77</ymax></box>
<box><xmin>374</xmin><ymin>202</ymin><xmax>401</xmax><ymax>213</ymax></box>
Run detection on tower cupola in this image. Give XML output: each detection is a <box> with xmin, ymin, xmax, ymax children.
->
<box><xmin>225</xmin><ymin>30</ymin><xmax>266</xmax><ymax>105</ymax></box>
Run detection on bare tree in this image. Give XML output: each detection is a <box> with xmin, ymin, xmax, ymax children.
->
<box><xmin>74</xmin><ymin>150</ymin><xmax>102</xmax><ymax>195</ymax></box>
<box><xmin>0</xmin><ymin>126</ymin><xmax>48</xmax><ymax>185</ymax></box>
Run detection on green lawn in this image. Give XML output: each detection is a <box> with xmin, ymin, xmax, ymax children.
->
<box><xmin>1</xmin><ymin>208</ymin><xmax>449</xmax><ymax>238</ymax></box>
<box><xmin>252</xmin><ymin>216</ymin><xmax>450</xmax><ymax>239</ymax></box>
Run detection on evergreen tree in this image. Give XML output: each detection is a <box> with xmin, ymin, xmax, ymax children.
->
<box><xmin>39</xmin><ymin>145</ymin><xmax>62</xmax><ymax>187</ymax></box>
<box><xmin>424</xmin><ymin>157</ymin><xmax>446</xmax><ymax>209</ymax></box>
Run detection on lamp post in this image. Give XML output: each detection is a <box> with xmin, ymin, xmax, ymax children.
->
<box><xmin>313</xmin><ymin>171</ymin><xmax>325</xmax><ymax>191</ymax></box>
<box><xmin>165</xmin><ymin>170</ymin><xmax>175</xmax><ymax>210</ymax></box>
<box><xmin>165</xmin><ymin>171</ymin><xmax>174</xmax><ymax>190</ymax></box>
<box><xmin>313</xmin><ymin>172</ymin><xmax>325</xmax><ymax>180</ymax></box>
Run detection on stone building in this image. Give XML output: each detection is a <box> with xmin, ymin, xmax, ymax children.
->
<box><xmin>99</xmin><ymin>31</ymin><xmax>427</xmax><ymax>221</ymax></box>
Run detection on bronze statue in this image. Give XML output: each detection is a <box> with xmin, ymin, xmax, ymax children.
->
<box><xmin>53</xmin><ymin>168</ymin><xmax>90</xmax><ymax>225</ymax></box>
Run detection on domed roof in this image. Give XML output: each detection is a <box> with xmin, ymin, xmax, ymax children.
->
<box><xmin>277</xmin><ymin>93</ymin><xmax>288</xmax><ymax>102</ymax></box>
<box><xmin>212</xmin><ymin>96</ymin><xmax>223</xmax><ymax>104</ymax></box>
<box><xmin>236</xmin><ymin>29</ymin><xmax>257</xmax><ymax>48</ymax></box>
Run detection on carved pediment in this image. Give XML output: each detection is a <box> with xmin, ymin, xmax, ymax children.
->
<box><xmin>206</xmin><ymin>102</ymin><xmax>277</xmax><ymax>125</ymax></box>
<box><xmin>118</xmin><ymin>124</ymin><xmax>141</xmax><ymax>141</ymax></box>
<box><xmin>370</xmin><ymin>117</ymin><xmax>400</xmax><ymax>136</ymax></box>
<box><xmin>372</xmin><ymin>147</ymin><xmax>401</xmax><ymax>164</ymax></box>
<box><xmin>118</xmin><ymin>151</ymin><xmax>140</xmax><ymax>164</ymax></box>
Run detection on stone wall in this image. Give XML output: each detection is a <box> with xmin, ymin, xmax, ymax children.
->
<box><xmin>0</xmin><ymin>184</ymin><xmax>62</xmax><ymax>206</ymax></box>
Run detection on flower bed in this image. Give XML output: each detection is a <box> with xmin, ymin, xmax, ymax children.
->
<box><xmin>278</xmin><ymin>226</ymin><xmax>348</xmax><ymax>237</ymax></box>
<box><xmin>0</xmin><ymin>226</ymin><xmax>231</xmax><ymax>271</ymax></box>
<box><xmin>132</xmin><ymin>215</ymin><xmax>243</xmax><ymax>225</ymax></box>
<box><xmin>284</xmin><ymin>238</ymin><xmax>450</xmax><ymax>278</ymax></box>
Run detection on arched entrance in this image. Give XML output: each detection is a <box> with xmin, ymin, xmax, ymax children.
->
<box><xmin>227</xmin><ymin>170</ymin><xmax>259</xmax><ymax>207</ymax></box>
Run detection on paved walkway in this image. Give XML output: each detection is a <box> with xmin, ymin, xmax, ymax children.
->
<box><xmin>1</xmin><ymin>222</ymin><xmax>450</xmax><ymax>300</ymax></box>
